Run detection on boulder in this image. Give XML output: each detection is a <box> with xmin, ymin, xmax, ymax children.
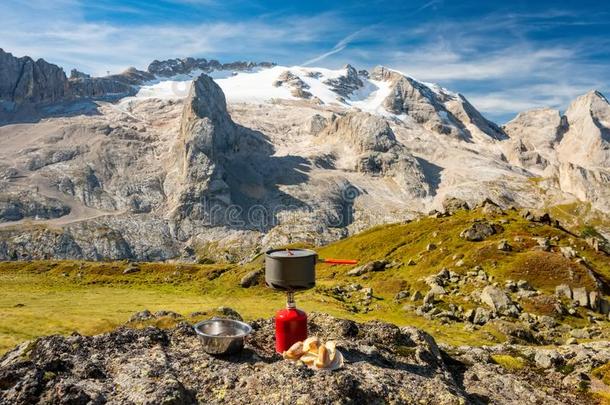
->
<box><xmin>215</xmin><ymin>306</ymin><xmax>243</xmax><ymax>321</ymax></box>
<box><xmin>460</xmin><ymin>221</ymin><xmax>503</xmax><ymax>241</ymax></box>
<box><xmin>394</xmin><ymin>290</ymin><xmax>410</xmax><ymax>302</ymax></box>
<box><xmin>534</xmin><ymin>350</ymin><xmax>562</xmax><ymax>369</ymax></box>
<box><xmin>572</xmin><ymin>287</ymin><xmax>589</xmax><ymax>307</ymax></box>
<box><xmin>555</xmin><ymin>284</ymin><xmax>572</xmax><ymax>300</ymax></box>
<box><xmin>347</xmin><ymin>260</ymin><xmax>387</xmax><ymax>276</ymax></box>
<box><xmin>534</xmin><ymin>237</ymin><xmax>551</xmax><ymax>251</ymax></box>
<box><xmin>497</xmin><ymin>240</ymin><xmax>512</xmax><ymax>251</ymax></box>
<box><xmin>122</xmin><ymin>264</ymin><xmax>140</xmax><ymax>275</ymax></box>
<box><xmin>560</xmin><ymin>246</ymin><xmax>578</xmax><ymax>259</ymax></box>
<box><xmin>411</xmin><ymin>290</ymin><xmax>423</xmax><ymax>301</ymax></box>
<box><xmin>480</xmin><ymin>199</ymin><xmax>503</xmax><ymax>215</ymax></box>
<box><xmin>480</xmin><ymin>286</ymin><xmax>517</xmax><ymax>316</ymax></box>
<box><xmin>588</xmin><ymin>291</ymin><xmax>600</xmax><ymax>312</ymax></box>
<box><xmin>128</xmin><ymin>309</ymin><xmax>154</xmax><ymax>322</ymax></box>
<box><xmin>442</xmin><ymin>196</ymin><xmax>470</xmax><ymax>214</ymax></box>
<box><xmin>472</xmin><ymin>307</ymin><xmax>492</xmax><ymax>325</ymax></box>
<box><xmin>240</xmin><ymin>269</ymin><xmax>263</xmax><ymax>288</ymax></box>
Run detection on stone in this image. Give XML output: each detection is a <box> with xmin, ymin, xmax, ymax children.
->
<box><xmin>570</xmin><ymin>328</ymin><xmax>590</xmax><ymax>339</ymax></box>
<box><xmin>480</xmin><ymin>199</ymin><xmax>503</xmax><ymax>215</ymax></box>
<box><xmin>347</xmin><ymin>260</ymin><xmax>388</xmax><ymax>276</ymax></box>
<box><xmin>480</xmin><ymin>286</ymin><xmax>516</xmax><ymax>315</ymax></box>
<box><xmin>555</xmin><ymin>284</ymin><xmax>572</xmax><ymax>300</ymax></box>
<box><xmin>411</xmin><ymin>290</ymin><xmax>423</xmax><ymax>301</ymax></box>
<box><xmin>122</xmin><ymin>264</ymin><xmax>140</xmax><ymax>274</ymax></box>
<box><xmin>128</xmin><ymin>310</ymin><xmax>154</xmax><ymax>322</ymax></box>
<box><xmin>572</xmin><ymin>287</ymin><xmax>589</xmax><ymax>307</ymax></box>
<box><xmin>600</xmin><ymin>299</ymin><xmax>610</xmax><ymax>315</ymax></box>
<box><xmin>153</xmin><ymin>310</ymin><xmax>182</xmax><ymax>319</ymax></box>
<box><xmin>394</xmin><ymin>290</ymin><xmax>410</xmax><ymax>302</ymax></box>
<box><xmin>534</xmin><ymin>350</ymin><xmax>562</xmax><ymax>369</ymax></box>
<box><xmin>534</xmin><ymin>237</ymin><xmax>551</xmax><ymax>251</ymax></box>
<box><xmin>442</xmin><ymin>196</ymin><xmax>470</xmax><ymax>214</ymax></box>
<box><xmin>423</xmin><ymin>291</ymin><xmax>436</xmax><ymax>305</ymax></box>
<box><xmin>215</xmin><ymin>306</ymin><xmax>243</xmax><ymax>321</ymax></box>
<box><xmin>472</xmin><ymin>307</ymin><xmax>492</xmax><ymax>325</ymax></box>
<box><xmin>560</xmin><ymin>246</ymin><xmax>577</xmax><ymax>259</ymax></box>
<box><xmin>460</xmin><ymin>221</ymin><xmax>503</xmax><ymax>241</ymax></box>
<box><xmin>426</xmin><ymin>243</ymin><xmax>437</xmax><ymax>251</ymax></box>
<box><xmin>566</xmin><ymin>337</ymin><xmax>577</xmax><ymax>345</ymax></box>
<box><xmin>516</xmin><ymin>280</ymin><xmax>532</xmax><ymax>290</ymax></box>
<box><xmin>505</xmin><ymin>280</ymin><xmax>518</xmax><ymax>292</ymax></box>
<box><xmin>497</xmin><ymin>240</ymin><xmax>512</xmax><ymax>251</ymax></box>
<box><xmin>240</xmin><ymin>269</ymin><xmax>263</xmax><ymax>288</ymax></box>
<box><xmin>588</xmin><ymin>291</ymin><xmax>600</xmax><ymax>312</ymax></box>
<box><xmin>429</xmin><ymin>284</ymin><xmax>446</xmax><ymax>296</ymax></box>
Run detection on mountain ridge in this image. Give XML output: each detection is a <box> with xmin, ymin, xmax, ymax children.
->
<box><xmin>0</xmin><ymin>48</ymin><xmax>608</xmax><ymax>261</ymax></box>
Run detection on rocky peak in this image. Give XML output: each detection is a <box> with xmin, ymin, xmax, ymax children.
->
<box><xmin>273</xmin><ymin>70</ymin><xmax>313</xmax><ymax>99</ymax></box>
<box><xmin>164</xmin><ymin>74</ymin><xmax>237</xmax><ymax>226</ymax></box>
<box><xmin>69</xmin><ymin>69</ymin><xmax>90</xmax><ymax>80</ymax></box>
<box><xmin>369</xmin><ymin>65</ymin><xmax>400</xmax><ymax>82</ymax></box>
<box><xmin>557</xmin><ymin>90</ymin><xmax>610</xmax><ymax>167</ymax></box>
<box><xmin>147</xmin><ymin>57</ymin><xmax>276</xmax><ymax>77</ymax></box>
<box><xmin>182</xmin><ymin>73</ymin><xmax>235</xmax><ymax>151</ymax></box>
<box><xmin>504</xmin><ymin>108</ymin><xmax>566</xmax><ymax>145</ymax></box>
<box><xmin>323</xmin><ymin>64</ymin><xmax>364</xmax><ymax>98</ymax></box>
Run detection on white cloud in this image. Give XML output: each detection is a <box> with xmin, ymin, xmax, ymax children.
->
<box><xmin>0</xmin><ymin>0</ymin><xmax>608</xmax><ymax>122</ymax></box>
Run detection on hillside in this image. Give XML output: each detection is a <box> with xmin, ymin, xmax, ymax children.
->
<box><xmin>1</xmin><ymin>204</ymin><xmax>609</xmax><ymax>353</ymax></box>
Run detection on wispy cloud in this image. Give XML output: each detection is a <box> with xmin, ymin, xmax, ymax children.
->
<box><xmin>0</xmin><ymin>1</ymin><xmax>608</xmax><ymax>122</ymax></box>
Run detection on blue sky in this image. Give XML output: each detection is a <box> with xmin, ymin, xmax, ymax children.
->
<box><xmin>1</xmin><ymin>0</ymin><xmax>609</xmax><ymax>122</ymax></box>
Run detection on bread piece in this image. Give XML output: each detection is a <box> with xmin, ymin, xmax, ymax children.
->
<box><xmin>300</xmin><ymin>352</ymin><xmax>317</xmax><ymax>366</ymax></box>
<box><xmin>302</xmin><ymin>336</ymin><xmax>320</xmax><ymax>353</ymax></box>
<box><xmin>282</xmin><ymin>341</ymin><xmax>304</xmax><ymax>360</ymax></box>
<box><xmin>325</xmin><ymin>341</ymin><xmax>337</xmax><ymax>362</ymax></box>
<box><xmin>314</xmin><ymin>344</ymin><xmax>331</xmax><ymax>369</ymax></box>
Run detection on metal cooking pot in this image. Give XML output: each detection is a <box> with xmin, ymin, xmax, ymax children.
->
<box><xmin>265</xmin><ymin>249</ymin><xmax>359</xmax><ymax>291</ymax></box>
<box><xmin>194</xmin><ymin>318</ymin><xmax>252</xmax><ymax>355</ymax></box>
<box><xmin>265</xmin><ymin>248</ymin><xmax>317</xmax><ymax>291</ymax></box>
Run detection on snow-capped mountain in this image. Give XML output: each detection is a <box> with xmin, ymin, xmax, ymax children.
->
<box><xmin>0</xmin><ymin>51</ymin><xmax>608</xmax><ymax>261</ymax></box>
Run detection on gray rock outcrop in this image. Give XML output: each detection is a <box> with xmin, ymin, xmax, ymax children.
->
<box><xmin>319</xmin><ymin>111</ymin><xmax>430</xmax><ymax>197</ymax></box>
<box><xmin>323</xmin><ymin>64</ymin><xmax>364</xmax><ymax>98</ymax></box>
<box><xmin>460</xmin><ymin>221</ymin><xmax>503</xmax><ymax>241</ymax></box>
<box><xmin>0</xmin><ymin>313</ymin><xmax>600</xmax><ymax>404</ymax></box>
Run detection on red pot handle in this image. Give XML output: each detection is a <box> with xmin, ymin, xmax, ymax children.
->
<box><xmin>319</xmin><ymin>258</ymin><xmax>358</xmax><ymax>265</ymax></box>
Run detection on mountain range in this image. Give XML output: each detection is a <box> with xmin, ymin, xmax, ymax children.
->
<box><xmin>0</xmin><ymin>48</ymin><xmax>608</xmax><ymax>261</ymax></box>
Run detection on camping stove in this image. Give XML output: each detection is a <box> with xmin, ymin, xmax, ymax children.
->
<box><xmin>265</xmin><ymin>249</ymin><xmax>357</xmax><ymax>353</ymax></box>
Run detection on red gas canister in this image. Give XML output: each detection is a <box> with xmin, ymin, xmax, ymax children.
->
<box><xmin>275</xmin><ymin>306</ymin><xmax>307</xmax><ymax>353</ymax></box>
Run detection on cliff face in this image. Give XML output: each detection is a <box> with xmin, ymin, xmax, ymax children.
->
<box><xmin>0</xmin><ymin>49</ymin><xmax>153</xmax><ymax>108</ymax></box>
<box><xmin>0</xmin><ymin>49</ymin><xmax>69</xmax><ymax>106</ymax></box>
<box><xmin>0</xmin><ymin>312</ymin><xmax>604</xmax><ymax>404</ymax></box>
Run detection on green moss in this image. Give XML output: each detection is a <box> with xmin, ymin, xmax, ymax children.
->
<box><xmin>491</xmin><ymin>354</ymin><xmax>527</xmax><ymax>371</ymax></box>
<box><xmin>43</xmin><ymin>371</ymin><xmax>56</xmax><ymax>382</ymax></box>
<box><xmin>592</xmin><ymin>363</ymin><xmax>610</xmax><ymax>386</ymax></box>
<box><xmin>395</xmin><ymin>346</ymin><xmax>416</xmax><ymax>357</ymax></box>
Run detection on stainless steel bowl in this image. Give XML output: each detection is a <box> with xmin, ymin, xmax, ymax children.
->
<box><xmin>194</xmin><ymin>318</ymin><xmax>252</xmax><ymax>355</ymax></box>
